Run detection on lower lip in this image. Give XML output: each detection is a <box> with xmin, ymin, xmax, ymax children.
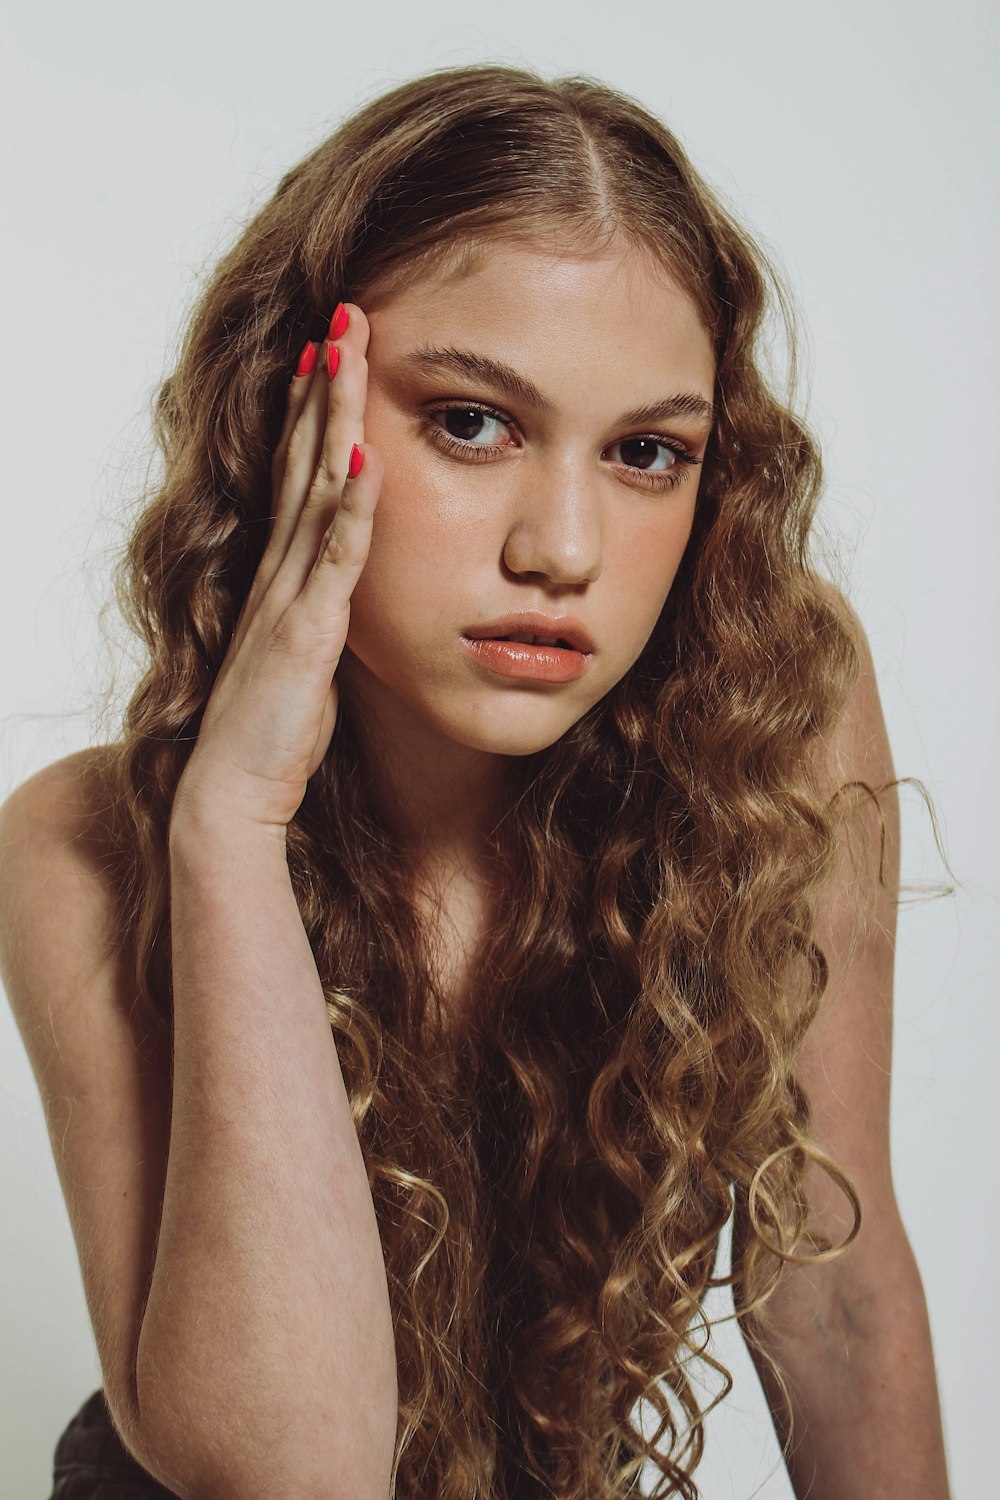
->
<box><xmin>461</xmin><ymin>636</ymin><xmax>593</xmax><ymax>682</ymax></box>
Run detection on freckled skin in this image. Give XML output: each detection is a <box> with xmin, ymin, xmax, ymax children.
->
<box><xmin>336</xmin><ymin>241</ymin><xmax>716</xmax><ymax>770</ymax></box>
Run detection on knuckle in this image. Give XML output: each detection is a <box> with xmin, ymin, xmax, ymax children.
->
<box><xmin>268</xmin><ymin>608</ymin><xmax>308</xmax><ymax>654</ymax></box>
<box><xmin>284</xmin><ymin>421</ymin><xmax>312</xmax><ymax>462</ymax></box>
<box><xmin>309</xmin><ymin>451</ymin><xmax>343</xmax><ymax>499</ymax></box>
<box><xmin>330</xmin><ymin>341</ymin><xmax>367</xmax><ymax>395</ymax></box>
<box><xmin>322</xmin><ymin>521</ymin><xmax>350</xmax><ymax>566</ymax></box>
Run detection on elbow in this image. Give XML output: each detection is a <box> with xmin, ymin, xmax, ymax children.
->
<box><xmin>133</xmin><ymin>1311</ymin><xmax>398</xmax><ymax>1500</ymax></box>
<box><xmin>96</xmin><ymin>1382</ymin><xmax>200</xmax><ymax>1500</ymax></box>
<box><xmin>745</xmin><ymin>1221</ymin><xmax>930</xmax><ymax>1358</ymax></box>
<box><xmin>130</xmin><ymin>1385</ymin><xmax>393</xmax><ymax>1500</ymax></box>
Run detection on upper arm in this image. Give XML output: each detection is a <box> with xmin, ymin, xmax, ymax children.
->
<box><xmin>767</xmin><ymin>589</ymin><xmax>909</xmax><ymax>1270</ymax></box>
<box><xmin>0</xmin><ymin>749</ymin><xmax>172</xmax><ymax>1467</ymax></box>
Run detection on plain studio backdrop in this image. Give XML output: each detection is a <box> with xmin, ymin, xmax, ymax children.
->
<box><xmin>0</xmin><ymin>2</ymin><xmax>996</xmax><ymax>1495</ymax></box>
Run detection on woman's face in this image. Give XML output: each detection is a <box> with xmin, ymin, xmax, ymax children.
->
<box><xmin>339</xmin><ymin>239</ymin><xmax>716</xmax><ymax>758</ymax></box>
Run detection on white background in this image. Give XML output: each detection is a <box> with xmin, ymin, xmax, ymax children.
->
<box><xmin>1</xmin><ymin>2</ymin><xmax>996</xmax><ymax>1495</ymax></box>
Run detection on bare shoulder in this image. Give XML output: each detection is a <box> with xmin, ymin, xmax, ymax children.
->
<box><xmin>0</xmin><ymin>746</ymin><xmax>171</xmax><ymax>1465</ymax></box>
<box><xmin>0</xmin><ymin>746</ymin><xmax>141</xmax><ymax>1033</ymax></box>
<box><xmin>807</xmin><ymin>578</ymin><xmax>895</xmax><ymax>799</ymax></box>
<box><xmin>0</xmin><ymin>743</ymin><xmax>124</xmax><ymax>874</ymax></box>
<box><xmin>0</xmin><ymin>745</ymin><xmax>127</xmax><ymax>999</ymax></box>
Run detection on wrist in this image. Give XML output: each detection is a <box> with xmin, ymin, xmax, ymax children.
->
<box><xmin>168</xmin><ymin>791</ymin><xmax>290</xmax><ymax>864</ymax></box>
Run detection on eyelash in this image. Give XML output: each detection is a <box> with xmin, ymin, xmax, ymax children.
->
<box><xmin>420</xmin><ymin>401</ymin><xmax>702</xmax><ymax>493</ymax></box>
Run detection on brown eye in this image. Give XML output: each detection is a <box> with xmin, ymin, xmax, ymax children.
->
<box><xmin>431</xmin><ymin>404</ymin><xmax>509</xmax><ymax>446</ymax></box>
<box><xmin>605</xmin><ymin>434</ymin><xmax>701</xmax><ymax>493</ymax></box>
<box><xmin>608</xmin><ymin>435</ymin><xmax>683</xmax><ymax>474</ymax></box>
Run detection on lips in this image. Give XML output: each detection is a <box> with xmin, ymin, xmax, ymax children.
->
<box><xmin>492</xmin><ymin>632</ymin><xmax>571</xmax><ymax>647</ymax></box>
<box><xmin>464</xmin><ymin>611</ymin><xmax>596</xmax><ymax>655</ymax></box>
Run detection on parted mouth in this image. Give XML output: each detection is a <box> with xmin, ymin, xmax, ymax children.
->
<box><xmin>491</xmin><ymin>633</ymin><xmax>574</xmax><ymax>647</ymax></box>
<box><xmin>464</xmin><ymin>612</ymin><xmax>596</xmax><ymax>655</ymax></box>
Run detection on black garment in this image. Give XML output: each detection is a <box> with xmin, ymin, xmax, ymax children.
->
<box><xmin>49</xmin><ymin>1389</ymin><xmax>180</xmax><ymax>1499</ymax></box>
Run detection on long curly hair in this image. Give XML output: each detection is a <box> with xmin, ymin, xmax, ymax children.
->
<box><xmin>98</xmin><ymin>62</ymin><xmax>874</xmax><ymax>1499</ymax></box>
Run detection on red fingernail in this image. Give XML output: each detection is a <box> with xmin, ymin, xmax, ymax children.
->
<box><xmin>329</xmin><ymin>302</ymin><xmax>349</xmax><ymax>339</ymax></box>
<box><xmin>327</xmin><ymin>344</ymin><xmax>340</xmax><ymax>380</ymax></box>
<box><xmin>295</xmin><ymin>340</ymin><xmax>317</xmax><ymax>377</ymax></box>
<box><xmin>348</xmin><ymin>443</ymin><xmax>364</xmax><ymax>479</ymax></box>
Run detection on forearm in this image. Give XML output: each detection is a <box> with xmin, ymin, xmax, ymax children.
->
<box><xmin>135</xmin><ymin>806</ymin><xmax>398</xmax><ymax>1500</ymax></box>
<box><xmin>745</xmin><ymin>1240</ymin><xmax>951</xmax><ymax>1500</ymax></box>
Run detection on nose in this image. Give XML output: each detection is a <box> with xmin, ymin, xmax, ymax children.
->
<box><xmin>500</xmin><ymin>463</ymin><xmax>603</xmax><ymax>586</ymax></box>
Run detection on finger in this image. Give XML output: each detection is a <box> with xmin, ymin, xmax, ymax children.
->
<box><xmin>268</xmin><ymin>301</ymin><xmax>366</xmax><ymax>549</ymax></box>
<box><xmin>271</xmin><ymin>303</ymin><xmax>370</xmax><ymax>563</ymax></box>
<box><xmin>241</xmin><ymin>304</ymin><xmax>370</xmax><ymax>645</ymax></box>
<box><xmin>222</xmin><ymin>350</ymin><xmax>321</xmax><ymax>656</ymax></box>
<box><xmin>254</xmin><ymin>305</ymin><xmax>367</xmax><ymax>620</ymax></box>
<box><xmin>226</xmin><ymin>341</ymin><xmax>331</xmax><ymax>659</ymax></box>
<box><xmin>303</xmin><ymin>337</ymin><xmax>370</xmax><ymax>522</ymax></box>
<box><xmin>269</xmin><ymin>340</ymin><xmax>321</xmax><ymax>504</ymax></box>
<box><xmin>280</xmin><ymin>304</ymin><xmax>370</xmax><ymax>526</ymax></box>
<box><xmin>272</xmin><ymin>328</ymin><xmax>370</xmax><ymax>601</ymax></box>
<box><xmin>292</xmin><ymin>441</ymin><xmax>383</xmax><ymax>635</ymax></box>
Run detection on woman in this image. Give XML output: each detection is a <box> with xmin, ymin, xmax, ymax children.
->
<box><xmin>0</xmin><ymin>62</ymin><xmax>950</xmax><ymax>1500</ymax></box>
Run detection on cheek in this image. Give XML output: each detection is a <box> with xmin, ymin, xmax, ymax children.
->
<box><xmin>610</xmin><ymin>504</ymin><xmax>696</xmax><ymax>617</ymax></box>
<box><xmin>346</xmin><ymin>471</ymin><xmax>479</xmax><ymax>634</ymax></box>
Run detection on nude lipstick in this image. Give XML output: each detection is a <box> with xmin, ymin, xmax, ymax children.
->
<box><xmin>461</xmin><ymin>611</ymin><xmax>595</xmax><ymax>683</ymax></box>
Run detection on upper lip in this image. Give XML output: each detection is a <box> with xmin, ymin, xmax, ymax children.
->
<box><xmin>464</xmin><ymin>611</ymin><xmax>596</xmax><ymax>654</ymax></box>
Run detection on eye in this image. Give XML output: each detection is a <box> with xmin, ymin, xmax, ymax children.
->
<box><xmin>421</xmin><ymin>401</ymin><xmax>702</xmax><ymax>492</ymax></box>
<box><xmin>605</xmin><ymin>432</ymin><xmax>701</xmax><ymax>489</ymax></box>
<box><xmin>606</xmin><ymin>435</ymin><xmax>691</xmax><ymax>481</ymax></box>
<box><xmin>423</xmin><ymin>403</ymin><xmax>512</xmax><ymax>457</ymax></box>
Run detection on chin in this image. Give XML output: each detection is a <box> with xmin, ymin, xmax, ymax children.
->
<box><xmin>343</xmin><ymin>643</ymin><xmax>596</xmax><ymax>755</ymax></box>
<box><xmin>438</xmin><ymin>698</ymin><xmax>590</xmax><ymax>758</ymax></box>
<box><xmin>454</xmin><ymin>725</ymin><xmax>568</xmax><ymax>758</ymax></box>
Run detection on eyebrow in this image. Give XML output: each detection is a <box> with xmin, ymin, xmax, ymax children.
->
<box><xmin>401</xmin><ymin>343</ymin><xmax>715</xmax><ymax>430</ymax></box>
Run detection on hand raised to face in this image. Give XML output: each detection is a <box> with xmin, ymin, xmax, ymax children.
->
<box><xmin>171</xmin><ymin>303</ymin><xmax>384</xmax><ymax>838</ymax></box>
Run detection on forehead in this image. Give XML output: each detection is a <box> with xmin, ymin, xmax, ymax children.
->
<box><xmin>365</xmin><ymin>241</ymin><xmax>716</xmax><ymax>396</ymax></box>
